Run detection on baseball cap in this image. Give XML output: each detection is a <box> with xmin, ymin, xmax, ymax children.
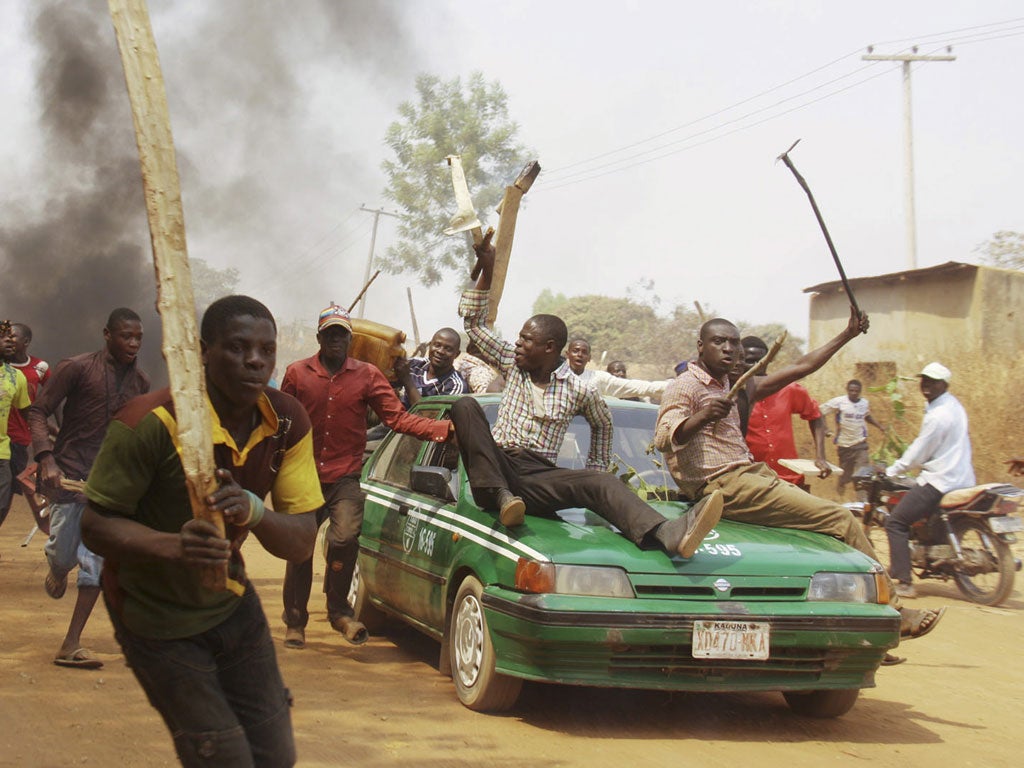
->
<box><xmin>318</xmin><ymin>303</ymin><xmax>352</xmax><ymax>333</ymax></box>
<box><xmin>918</xmin><ymin>362</ymin><xmax>951</xmax><ymax>382</ymax></box>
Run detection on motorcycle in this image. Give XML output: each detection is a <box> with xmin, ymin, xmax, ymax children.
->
<box><xmin>846</xmin><ymin>467</ymin><xmax>1024</xmax><ymax>606</ymax></box>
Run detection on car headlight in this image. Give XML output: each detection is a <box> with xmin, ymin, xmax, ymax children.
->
<box><xmin>807</xmin><ymin>571</ymin><xmax>881</xmax><ymax>603</ymax></box>
<box><xmin>515</xmin><ymin>559</ymin><xmax>634</xmax><ymax>598</ymax></box>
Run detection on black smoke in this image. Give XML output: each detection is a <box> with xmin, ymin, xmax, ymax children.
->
<box><xmin>0</xmin><ymin>0</ymin><xmax>427</xmax><ymax>385</ymax></box>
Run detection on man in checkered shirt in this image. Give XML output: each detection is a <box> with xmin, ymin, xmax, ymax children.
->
<box><xmin>449</xmin><ymin>232</ymin><xmax>722</xmax><ymax>559</ymax></box>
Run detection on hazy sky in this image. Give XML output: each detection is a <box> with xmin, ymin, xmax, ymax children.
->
<box><xmin>2</xmin><ymin>1</ymin><xmax>1021</xmax><ymax>366</ymax></box>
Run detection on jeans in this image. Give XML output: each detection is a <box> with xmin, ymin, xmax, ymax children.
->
<box><xmin>885</xmin><ymin>482</ymin><xmax>943</xmax><ymax>583</ymax></box>
<box><xmin>108</xmin><ymin>584</ymin><xmax>296</xmax><ymax>768</ymax></box>
<box><xmin>44</xmin><ymin>501</ymin><xmax>103</xmax><ymax>587</ymax></box>
<box><xmin>283</xmin><ymin>477</ymin><xmax>362</xmax><ymax>626</ymax></box>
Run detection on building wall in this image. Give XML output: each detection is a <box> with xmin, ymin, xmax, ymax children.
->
<box><xmin>799</xmin><ymin>265</ymin><xmax>1024</xmax><ymax>485</ymax></box>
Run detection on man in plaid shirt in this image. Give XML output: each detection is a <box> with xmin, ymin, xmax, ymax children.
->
<box><xmin>450</xmin><ymin>233</ymin><xmax>722</xmax><ymax>558</ymax></box>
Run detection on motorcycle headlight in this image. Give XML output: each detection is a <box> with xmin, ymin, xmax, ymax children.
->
<box><xmin>807</xmin><ymin>572</ymin><xmax>879</xmax><ymax>603</ymax></box>
<box><xmin>515</xmin><ymin>559</ymin><xmax>634</xmax><ymax>598</ymax></box>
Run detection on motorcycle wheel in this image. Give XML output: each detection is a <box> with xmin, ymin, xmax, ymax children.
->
<box><xmin>951</xmin><ymin>517</ymin><xmax>1016</xmax><ymax>606</ymax></box>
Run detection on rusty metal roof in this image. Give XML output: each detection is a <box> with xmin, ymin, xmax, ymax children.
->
<box><xmin>802</xmin><ymin>260</ymin><xmax>978</xmax><ymax>294</ymax></box>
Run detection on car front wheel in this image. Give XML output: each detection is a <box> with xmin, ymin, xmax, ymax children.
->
<box><xmin>783</xmin><ymin>688</ymin><xmax>860</xmax><ymax>718</ymax></box>
<box><xmin>449</xmin><ymin>575</ymin><xmax>522</xmax><ymax>712</ymax></box>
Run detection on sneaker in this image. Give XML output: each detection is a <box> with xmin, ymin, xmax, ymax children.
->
<box><xmin>895</xmin><ymin>581</ymin><xmax>917</xmax><ymax>599</ymax></box>
<box><xmin>497</xmin><ymin>489</ymin><xmax>526</xmax><ymax>527</ymax></box>
<box><xmin>656</xmin><ymin>490</ymin><xmax>724</xmax><ymax>558</ymax></box>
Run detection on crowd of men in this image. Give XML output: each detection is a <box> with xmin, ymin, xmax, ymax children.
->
<box><xmin>0</xmin><ymin>232</ymin><xmax>979</xmax><ymax>765</ymax></box>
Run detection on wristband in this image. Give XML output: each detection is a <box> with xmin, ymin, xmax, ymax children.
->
<box><xmin>241</xmin><ymin>490</ymin><xmax>266</xmax><ymax>529</ymax></box>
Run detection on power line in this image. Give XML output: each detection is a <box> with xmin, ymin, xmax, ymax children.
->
<box><xmin>537</xmin><ymin>17</ymin><xmax>1024</xmax><ymax>193</ymax></box>
<box><xmin>539</xmin><ymin>62</ymin><xmax>900</xmax><ymax>192</ymax></box>
<box><xmin>542</xmin><ymin>47</ymin><xmax>866</xmax><ymax>178</ymax></box>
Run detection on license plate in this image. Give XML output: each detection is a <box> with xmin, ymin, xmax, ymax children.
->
<box><xmin>988</xmin><ymin>515</ymin><xmax>1024</xmax><ymax>533</ymax></box>
<box><xmin>692</xmin><ymin>620</ymin><xmax>770</xmax><ymax>660</ymax></box>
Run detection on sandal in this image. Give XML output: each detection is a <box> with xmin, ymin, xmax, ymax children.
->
<box><xmin>900</xmin><ymin>606</ymin><xmax>946</xmax><ymax>640</ymax></box>
<box><xmin>881</xmin><ymin>652</ymin><xmax>907</xmax><ymax>666</ymax></box>
<box><xmin>54</xmin><ymin>648</ymin><xmax>103</xmax><ymax>669</ymax></box>
<box><xmin>330</xmin><ymin>616</ymin><xmax>368</xmax><ymax>646</ymax></box>
<box><xmin>284</xmin><ymin>627</ymin><xmax>305</xmax><ymax>649</ymax></box>
<box><xmin>44</xmin><ymin>570</ymin><xmax>67</xmax><ymax>600</ymax></box>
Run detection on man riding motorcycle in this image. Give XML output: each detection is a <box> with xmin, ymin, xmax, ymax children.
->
<box><xmin>885</xmin><ymin>362</ymin><xmax>975</xmax><ymax>598</ymax></box>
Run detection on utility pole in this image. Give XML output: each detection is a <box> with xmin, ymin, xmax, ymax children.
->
<box><xmin>862</xmin><ymin>46</ymin><xmax>955</xmax><ymax>269</ymax></box>
<box><xmin>356</xmin><ymin>205</ymin><xmax>402</xmax><ymax>318</ymax></box>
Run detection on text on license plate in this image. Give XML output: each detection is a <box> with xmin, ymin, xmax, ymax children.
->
<box><xmin>692</xmin><ymin>620</ymin><xmax>770</xmax><ymax>660</ymax></box>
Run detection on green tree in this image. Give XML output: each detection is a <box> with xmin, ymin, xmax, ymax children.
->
<box><xmin>190</xmin><ymin>258</ymin><xmax>239</xmax><ymax>314</ymax></box>
<box><xmin>380</xmin><ymin>73</ymin><xmax>531</xmax><ymax>286</ymax></box>
<box><xmin>534</xmin><ymin>285</ymin><xmax>806</xmax><ymax>374</ymax></box>
<box><xmin>974</xmin><ymin>230</ymin><xmax>1024</xmax><ymax>270</ymax></box>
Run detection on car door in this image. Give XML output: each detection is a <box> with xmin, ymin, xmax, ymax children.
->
<box><xmin>361</xmin><ymin>404</ymin><xmax>454</xmax><ymax>635</ymax></box>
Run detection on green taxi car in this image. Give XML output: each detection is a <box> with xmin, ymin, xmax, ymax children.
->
<box><xmin>353</xmin><ymin>395</ymin><xmax>900</xmax><ymax>716</ymax></box>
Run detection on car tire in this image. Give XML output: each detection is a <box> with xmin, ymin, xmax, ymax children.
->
<box><xmin>449</xmin><ymin>575</ymin><xmax>522</xmax><ymax>712</ymax></box>
<box><xmin>783</xmin><ymin>688</ymin><xmax>860</xmax><ymax>718</ymax></box>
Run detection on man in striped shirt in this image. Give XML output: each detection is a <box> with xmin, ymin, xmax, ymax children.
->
<box><xmin>450</xmin><ymin>233</ymin><xmax>722</xmax><ymax>558</ymax></box>
<box><xmin>394</xmin><ymin>327</ymin><xmax>468</xmax><ymax>408</ymax></box>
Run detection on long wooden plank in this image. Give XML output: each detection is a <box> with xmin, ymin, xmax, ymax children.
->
<box><xmin>108</xmin><ymin>0</ymin><xmax>225</xmax><ymax>590</ymax></box>
<box><xmin>486</xmin><ymin>161</ymin><xmax>540</xmax><ymax>325</ymax></box>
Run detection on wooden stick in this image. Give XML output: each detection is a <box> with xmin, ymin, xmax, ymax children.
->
<box><xmin>727</xmin><ymin>331</ymin><xmax>787</xmax><ymax>400</ymax></box>
<box><xmin>347</xmin><ymin>269</ymin><xmax>381</xmax><ymax>313</ymax></box>
<box><xmin>406</xmin><ymin>287</ymin><xmax>421</xmax><ymax>349</ymax></box>
<box><xmin>108</xmin><ymin>0</ymin><xmax>224</xmax><ymax>590</ymax></box>
<box><xmin>487</xmin><ymin>161</ymin><xmax>540</xmax><ymax>325</ymax></box>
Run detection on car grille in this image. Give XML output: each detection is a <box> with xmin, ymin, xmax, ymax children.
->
<box><xmin>630</xmin><ymin>575</ymin><xmax>809</xmax><ymax>601</ymax></box>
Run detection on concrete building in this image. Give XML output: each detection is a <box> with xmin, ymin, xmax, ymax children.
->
<box><xmin>800</xmin><ymin>261</ymin><xmax>1024</xmax><ymax>484</ymax></box>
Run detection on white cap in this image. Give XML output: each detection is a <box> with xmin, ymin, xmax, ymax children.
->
<box><xmin>918</xmin><ymin>362</ymin><xmax>952</xmax><ymax>382</ymax></box>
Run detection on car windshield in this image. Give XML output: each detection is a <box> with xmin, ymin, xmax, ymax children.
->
<box><xmin>481</xmin><ymin>401</ymin><xmax>678</xmax><ymax>517</ymax></box>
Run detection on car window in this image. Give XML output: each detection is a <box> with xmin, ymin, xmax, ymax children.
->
<box><xmin>481</xmin><ymin>401</ymin><xmax>675</xmax><ymax>491</ymax></box>
<box><xmin>366</xmin><ymin>406</ymin><xmax>445</xmax><ymax>490</ymax></box>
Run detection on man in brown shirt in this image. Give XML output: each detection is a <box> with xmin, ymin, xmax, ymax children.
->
<box><xmin>656</xmin><ymin>313</ymin><xmax>945</xmax><ymax>652</ymax></box>
<box><xmin>28</xmin><ymin>308</ymin><xmax>149</xmax><ymax>669</ymax></box>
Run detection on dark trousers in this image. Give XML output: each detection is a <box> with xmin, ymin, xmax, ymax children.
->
<box><xmin>282</xmin><ymin>476</ymin><xmax>363</xmax><ymax>627</ymax></box>
<box><xmin>885</xmin><ymin>482</ymin><xmax>943</xmax><ymax>583</ymax></box>
<box><xmin>0</xmin><ymin>459</ymin><xmax>11</xmax><ymax>528</ymax></box>
<box><xmin>450</xmin><ymin>397</ymin><xmax>666</xmax><ymax>545</ymax></box>
<box><xmin>107</xmin><ymin>585</ymin><xmax>295</xmax><ymax>768</ymax></box>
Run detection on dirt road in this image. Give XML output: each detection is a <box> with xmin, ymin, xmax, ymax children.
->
<box><xmin>1</xmin><ymin>497</ymin><xmax>1021</xmax><ymax>768</ymax></box>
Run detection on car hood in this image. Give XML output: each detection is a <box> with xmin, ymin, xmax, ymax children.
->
<box><xmin>510</xmin><ymin>502</ymin><xmax>878</xmax><ymax>578</ymax></box>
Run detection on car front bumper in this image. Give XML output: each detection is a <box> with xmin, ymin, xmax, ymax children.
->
<box><xmin>482</xmin><ymin>588</ymin><xmax>900</xmax><ymax>693</ymax></box>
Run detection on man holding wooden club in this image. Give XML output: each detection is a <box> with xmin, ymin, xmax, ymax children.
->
<box><xmin>82</xmin><ymin>296</ymin><xmax>322</xmax><ymax>767</ymax></box>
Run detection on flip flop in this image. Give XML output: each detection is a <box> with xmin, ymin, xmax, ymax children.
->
<box><xmin>54</xmin><ymin>648</ymin><xmax>103</xmax><ymax>670</ymax></box>
<box><xmin>881</xmin><ymin>652</ymin><xmax>907</xmax><ymax>666</ymax></box>
<box><xmin>44</xmin><ymin>570</ymin><xmax>67</xmax><ymax>600</ymax></box>
<box><xmin>900</xmin><ymin>606</ymin><xmax>947</xmax><ymax>640</ymax></box>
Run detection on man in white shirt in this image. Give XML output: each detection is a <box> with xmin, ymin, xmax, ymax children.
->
<box><xmin>566</xmin><ymin>338</ymin><xmax>668</xmax><ymax>402</ymax></box>
<box><xmin>820</xmin><ymin>379</ymin><xmax>886</xmax><ymax>498</ymax></box>
<box><xmin>885</xmin><ymin>363</ymin><xmax>974</xmax><ymax>598</ymax></box>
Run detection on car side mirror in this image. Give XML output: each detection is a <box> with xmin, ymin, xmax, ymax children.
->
<box><xmin>411</xmin><ymin>465</ymin><xmax>454</xmax><ymax>501</ymax></box>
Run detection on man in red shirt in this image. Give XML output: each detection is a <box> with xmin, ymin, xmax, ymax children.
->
<box><xmin>739</xmin><ymin>336</ymin><xmax>830</xmax><ymax>490</ymax></box>
<box><xmin>280</xmin><ymin>304</ymin><xmax>453</xmax><ymax>649</ymax></box>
